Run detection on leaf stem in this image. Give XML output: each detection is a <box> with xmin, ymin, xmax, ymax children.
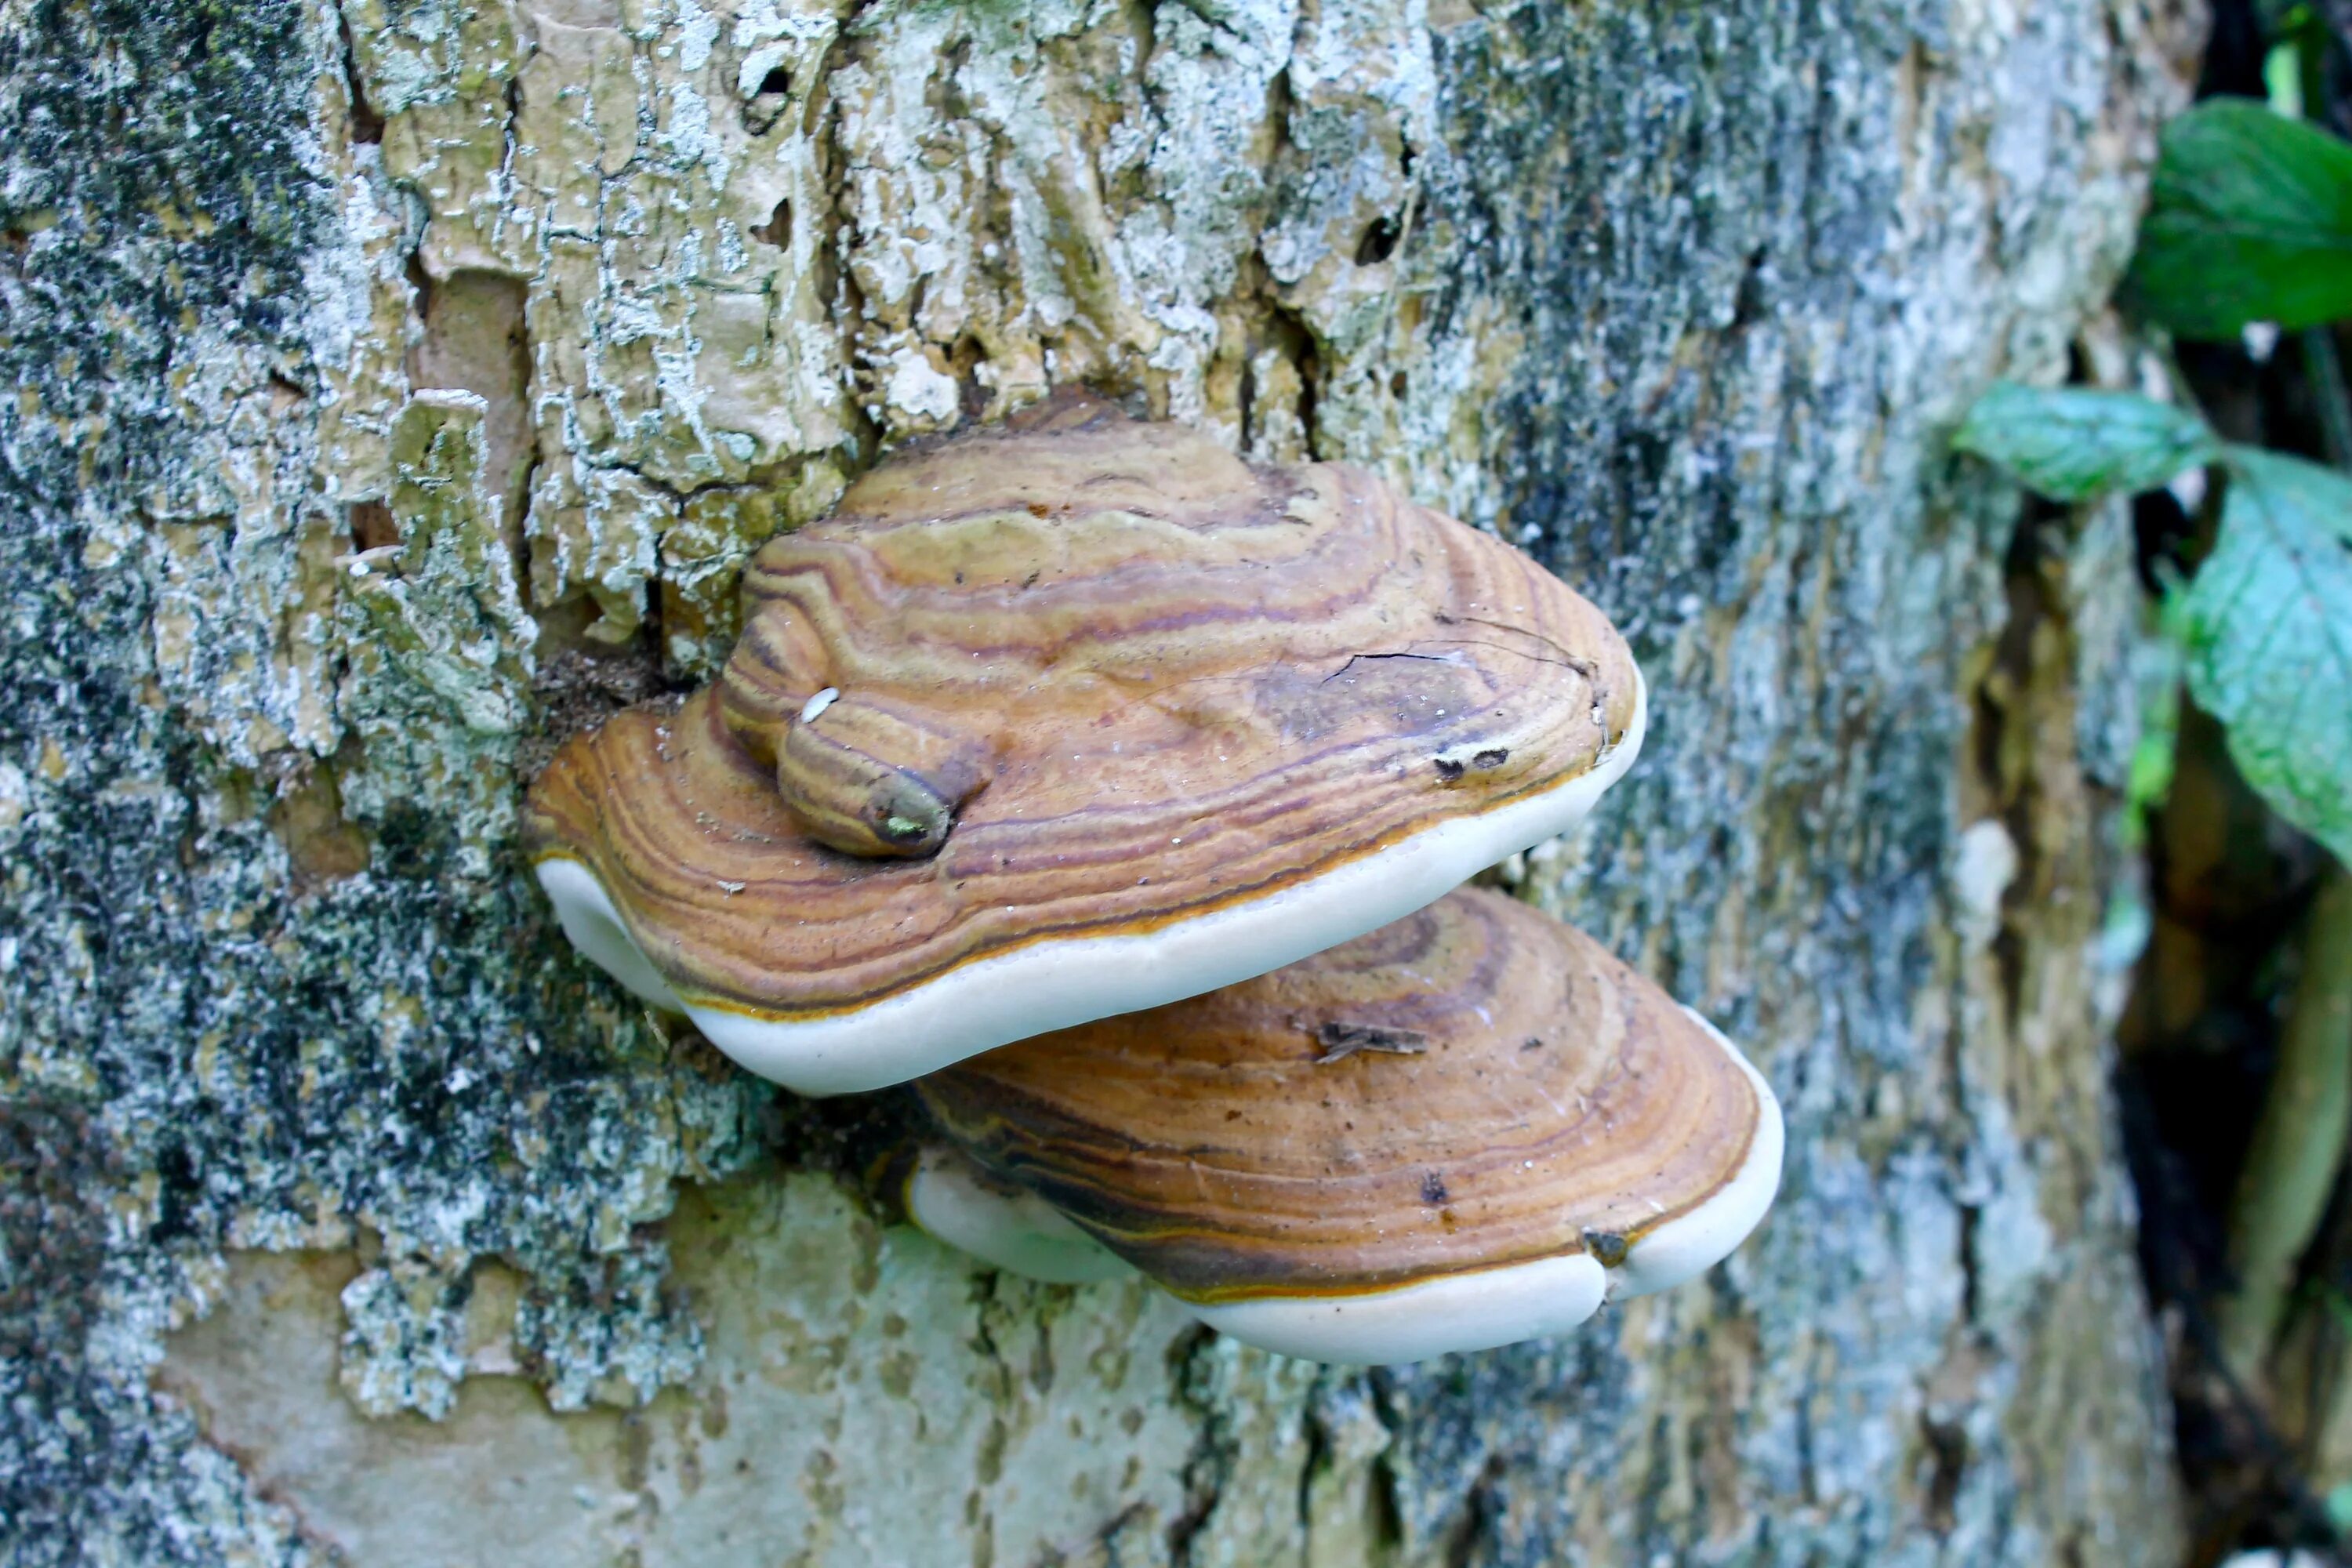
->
<box><xmin>2304</xmin><ymin>326</ymin><xmax>2352</xmax><ymax>472</ymax></box>
<box><xmin>2218</xmin><ymin>865</ymin><xmax>2352</xmax><ymax>1385</ymax></box>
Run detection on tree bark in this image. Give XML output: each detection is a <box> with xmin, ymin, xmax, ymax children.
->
<box><xmin>0</xmin><ymin>0</ymin><xmax>2201</xmax><ymax>1563</ymax></box>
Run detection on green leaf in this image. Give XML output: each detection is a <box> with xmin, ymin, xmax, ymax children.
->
<box><xmin>1953</xmin><ymin>382</ymin><xmax>2217</xmax><ymax>500</ymax></box>
<box><xmin>2130</xmin><ymin>98</ymin><xmax>2352</xmax><ymax>339</ymax></box>
<box><xmin>2181</xmin><ymin>447</ymin><xmax>2352</xmax><ymax>862</ymax></box>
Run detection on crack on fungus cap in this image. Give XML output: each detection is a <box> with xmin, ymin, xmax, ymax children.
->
<box><xmin>526</xmin><ymin>398</ymin><xmax>1646</xmax><ymax>1094</ymax></box>
<box><xmin>913</xmin><ymin>887</ymin><xmax>1784</xmax><ymax>1364</ymax></box>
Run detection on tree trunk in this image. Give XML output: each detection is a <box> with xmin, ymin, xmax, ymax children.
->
<box><xmin>0</xmin><ymin>0</ymin><xmax>2202</xmax><ymax>1562</ymax></box>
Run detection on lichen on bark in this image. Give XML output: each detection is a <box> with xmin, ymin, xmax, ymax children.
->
<box><xmin>2</xmin><ymin>0</ymin><xmax>2201</xmax><ymax>1562</ymax></box>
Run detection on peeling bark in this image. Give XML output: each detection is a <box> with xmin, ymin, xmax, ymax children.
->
<box><xmin>0</xmin><ymin>0</ymin><xmax>2199</xmax><ymax>1562</ymax></box>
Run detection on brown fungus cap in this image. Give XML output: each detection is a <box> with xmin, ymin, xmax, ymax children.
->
<box><xmin>526</xmin><ymin>398</ymin><xmax>1645</xmax><ymax>1094</ymax></box>
<box><xmin>913</xmin><ymin>888</ymin><xmax>1782</xmax><ymax>1363</ymax></box>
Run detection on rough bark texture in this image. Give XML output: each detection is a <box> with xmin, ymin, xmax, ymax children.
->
<box><xmin>0</xmin><ymin>0</ymin><xmax>2201</xmax><ymax>1563</ymax></box>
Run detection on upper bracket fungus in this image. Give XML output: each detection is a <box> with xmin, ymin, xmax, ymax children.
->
<box><xmin>912</xmin><ymin>888</ymin><xmax>1783</xmax><ymax>1364</ymax></box>
<box><xmin>527</xmin><ymin>397</ymin><xmax>1646</xmax><ymax>1094</ymax></box>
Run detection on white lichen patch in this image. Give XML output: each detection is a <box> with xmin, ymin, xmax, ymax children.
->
<box><xmin>0</xmin><ymin>760</ymin><xmax>29</xmax><ymax>847</ymax></box>
<box><xmin>528</xmin><ymin>457</ymin><xmax>679</xmax><ymax>643</ymax></box>
<box><xmin>339</xmin><ymin>1253</ymin><xmax>477</xmax><ymax>1420</ymax></box>
<box><xmin>337</xmin><ymin>391</ymin><xmax>539</xmax><ymax>866</ymax></box>
<box><xmin>513</xmin><ymin>1243</ymin><xmax>706</xmax><ymax>1411</ymax></box>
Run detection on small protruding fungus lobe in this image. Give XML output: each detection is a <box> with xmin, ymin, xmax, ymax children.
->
<box><xmin>899</xmin><ymin>1144</ymin><xmax>1134</xmax><ymax>1287</ymax></box>
<box><xmin>913</xmin><ymin>889</ymin><xmax>1784</xmax><ymax>1364</ymax></box>
<box><xmin>526</xmin><ymin>396</ymin><xmax>1644</xmax><ymax>1094</ymax></box>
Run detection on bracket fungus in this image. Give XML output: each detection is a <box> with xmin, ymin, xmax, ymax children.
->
<box><xmin>527</xmin><ymin>398</ymin><xmax>1645</xmax><ymax>1094</ymax></box>
<box><xmin>909</xmin><ymin>888</ymin><xmax>1784</xmax><ymax>1364</ymax></box>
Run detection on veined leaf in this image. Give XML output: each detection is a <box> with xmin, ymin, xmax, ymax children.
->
<box><xmin>1954</xmin><ymin>382</ymin><xmax>2217</xmax><ymax>500</ymax></box>
<box><xmin>2182</xmin><ymin>448</ymin><xmax>2352</xmax><ymax>863</ymax></box>
<box><xmin>2130</xmin><ymin>98</ymin><xmax>2352</xmax><ymax>339</ymax></box>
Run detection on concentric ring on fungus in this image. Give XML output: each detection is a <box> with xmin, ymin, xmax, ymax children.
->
<box><xmin>526</xmin><ymin>397</ymin><xmax>1646</xmax><ymax>1094</ymax></box>
<box><xmin>912</xmin><ymin>888</ymin><xmax>1783</xmax><ymax>1363</ymax></box>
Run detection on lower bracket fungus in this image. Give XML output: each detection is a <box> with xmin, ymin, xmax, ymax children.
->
<box><xmin>910</xmin><ymin>888</ymin><xmax>1784</xmax><ymax>1364</ymax></box>
<box><xmin>527</xmin><ymin>397</ymin><xmax>1645</xmax><ymax>1094</ymax></box>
